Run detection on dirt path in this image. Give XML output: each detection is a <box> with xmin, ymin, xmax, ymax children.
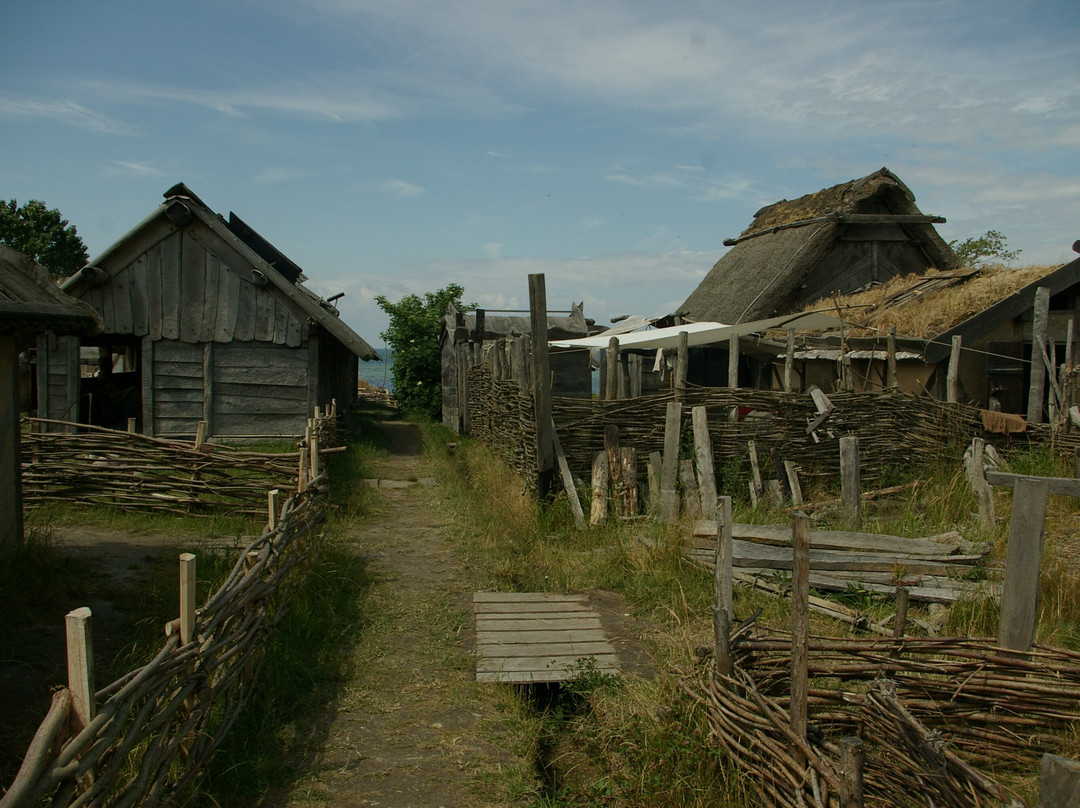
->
<box><xmin>266</xmin><ymin>420</ymin><xmax>532</xmax><ymax>808</ymax></box>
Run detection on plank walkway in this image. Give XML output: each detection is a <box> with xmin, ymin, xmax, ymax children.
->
<box><xmin>473</xmin><ymin>592</ymin><xmax>619</xmax><ymax>684</ymax></box>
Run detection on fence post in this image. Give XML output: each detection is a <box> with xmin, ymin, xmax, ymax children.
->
<box><xmin>839</xmin><ymin>736</ymin><xmax>865</xmax><ymax>808</ymax></box>
<box><xmin>268</xmin><ymin>489</ymin><xmax>280</xmax><ymax>531</ymax></box>
<box><xmin>660</xmin><ymin>402</ymin><xmax>681</xmax><ymax>522</ymax></box>
<box><xmin>66</xmin><ymin>607</ymin><xmax>95</xmax><ymax>733</ymax></box>
<box><xmin>606</xmin><ymin>337</ymin><xmax>619</xmax><ymax>401</ymax></box>
<box><xmin>887</xmin><ymin>326</ymin><xmax>898</xmax><ymax>389</ymax></box>
<box><xmin>790</xmin><ymin>512</ymin><xmax>811</xmax><ymax>766</ymax></box>
<box><xmin>590</xmin><ymin>451</ymin><xmax>609</xmax><ymax>526</ymax></box>
<box><xmin>195</xmin><ymin>420</ymin><xmax>207</xmax><ymax>451</ymax></box>
<box><xmin>840</xmin><ymin>435</ymin><xmax>861</xmax><ymax>528</ymax></box>
<box><xmin>309</xmin><ymin>434</ymin><xmax>320</xmax><ymax>482</ymax></box>
<box><xmin>180</xmin><ymin>553</ymin><xmax>196</xmax><ymax>646</ymax></box>
<box><xmin>713</xmin><ymin>496</ymin><xmax>733</xmax><ymax>676</ymax></box>
<box><xmin>529</xmin><ymin>274</ymin><xmax>555</xmax><ymax>499</ymax></box>
<box><xmin>784</xmin><ymin>328</ymin><xmax>795</xmax><ymax>393</ymax></box>
<box><xmin>728</xmin><ymin>334</ymin><xmax>739</xmax><ymax>389</ymax></box>
<box><xmin>692</xmin><ymin>406</ymin><xmax>718</xmax><ymax>520</ymax></box>
<box><xmin>628</xmin><ymin>353</ymin><xmax>642</xmax><ymax>398</ymax></box>
<box><xmin>965</xmin><ymin>437</ymin><xmax>996</xmax><ymax>528</ymax></box>
<box><xmin>1028</xmin><ymin>286</ymin><xmax>1050</xmax><ymax>424</ymax></box>
<box><xmin>1040</xmin><ymin>753</ymin><xmax>1080</xmax><ymax>807</ymax></box>
<box><xmin>784</xmin><ymin>460</ymin><xmax>803</xmax><ymax>506</ymax></box>
<box><xmin>998</xmin><ymin>476</ymin><xmax>1049</xmax><ymax>650</ymax></box>
<box><xmin>947</xmin><ymin>335</ymin><xmax>962</xmax><ymax>403</ymax></box>
<box><xmin>675</xmin><ymin>330</ymin><xmax>688</xmax><ymax>402</ymax></box>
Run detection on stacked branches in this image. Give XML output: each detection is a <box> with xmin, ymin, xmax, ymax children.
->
<box><xmin>2</xmin><ymin>475</ymin><xmax>328</xmax><ymax>808</ymax></box>
<box><xmin>21</xmin><ymin>418</ymin><xmax>299</xmax><ymax>516</ymax></box>
<box><xmin>697</xmin><ymin>627</ymin><xmax>1080</xmax><ymax>807</ymax></box>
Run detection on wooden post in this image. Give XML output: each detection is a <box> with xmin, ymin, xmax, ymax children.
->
<box><xmin>605</xmin><ymin>424</ymin><xmax>623</xmax><ymax>516</ymax></box>
<box><xmin>784</xmin><ymin>328</ymin><xmax>795</xmax><ymax>393</ymax></box>
<box><xmin>887</xmin><ymin>326</ymin><xmax>898</xmax><ymax>389</ymax></box>
<box><xmin>647</xmin><ymin>450</ymin><xmax>663</xmax><ymax>513</ymax></box>
<box><xmin>619</xmin><ymin>448</ymin><xmax>639</xmax><ymax>517</ymax></box>
<box><xmin>727</xmin><ymin>334</ymin><xmax>739</xmax><ymax>389</ymax></box>
<box><xmin>552</xmin><ymin>418</ymin><xmax>585</xmax><ymax>528</ymax></box>
<box><xmin>127</xmin><ymin>417</ymin><xmax>137</xmax><ymax>433</ymax></box>
<box><xmin>660</xmin><ymin>401</ymin><xmax>681</xmax><ymax>522</ymax></box>
<box><xmin>195</xmin><ymin>419</ymin><xmax>208</xmax><ymax>450</ymax></box>
<box><xmin>893</xmin><ymin>587</ymin><xmax>910</xmax><ymax>640</ymax></box>
<box><xmin>747</xmin><ymin>440</ymin><xmax>763</xmax><ymax>503</ymax></box>
<box><xmin>529</xmin><ymin>274</ymin><xmax>555</xmax><ymax>499</ymax></box>
<box><xmin>606</xmin><ymin>337</ymin><xmax>619</xmax><ymax>402</ymax></box>
<box><xmin>784</xmin><ymin>460</ymin><xmax>803</xmax><ymax>507</ymax></box>
<box><xmin>998</xmin><ymin>476</ymin><xmax>1050</xmax><ymax>650</ymax></box>
<box><xmin>1029</xmin><ymin>286</ymin><xmax>1050</xmax><ymax>424</ymax></box>
<box><xmin>790</xmin><ymin>511</ymin><xmax>811</xmax><ymax>763</ymax></box>
<box><xmin>309</xmin><ymin>434</ymin><xmax>320</xmax><ymax>481</ymax></box>
<box><xmin>947</xmin><ymin>334</ymin><xmax>962</xmax><ymax>403</ymax></box>
<box><xmin>713</xmin><ymin>496</ymin><xmax>733</xmax><ymax>676</ymax></box>
<box><xmin>298</xmin><ymin>447</ymin><xmax>309</xmax><ymax>492</ymax></box>
<box><xmin>965</xmin><ymin>437</ymin><xmax>996</xmax><ymax>529</ymax></box>
<box><xmin>1040</xmin><ymin>753</ymin><xmax>1080</xmax><ymax>807</ymax></box>
<box><xmin>180</xmin><ymin>553</ymin><xmax>196</xmax><ymax>646</ymax></box>
<box><xmin>617</xmin><ymin>353</ymin><xmax>629</xmax><ymax>400</ymax></box>
<box><xmin>840</xmin><ymin>435</ymin><xmax>862</xmax><ymax>528</ymax></box>
<box><xmin>675</xmin><ymin>330</ymin><xmax>688</xmax><ymax>401</ymax></box>
<box><xmin>839</xmin><ymin>737</ymin><xmax>865</xmax><ymax>808</ymax></box>
<box><xmin>628</xmin><ymin>353</ymin><xmax>643</xmax><ymax>398</ymax></box>
<box><xmin>268</xmin><ymin>489</ymin><xmax>280</xmax><ymax>531</ymax></box>
<box><xmin>691</xmin><ymin>406</ymin><xmax>718</xmax><ymax>520</ymax></box>
<box><xmin>66</xmin><ymin>607</ymin><xmax>95</xmax><ymax>732</ymax></box>
<box><xmin>590</xmin><ymin>451</ymin><xmax>609</xmax><ymax>526</ymax></box>
<box><xmin>680</xmin><ymin>459</ymin><xmax>702</xmax><ymax>520</ymax></box>
<box><xmin>473</xmin><ymin>308</ymin><xmax>485</xmax><ymax>365</ymax></box>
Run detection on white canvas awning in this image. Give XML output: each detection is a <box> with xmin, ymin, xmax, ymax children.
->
<box><xmin>549</xmin><ymin>311</ymin><xmax>845</xmax><ymax>350</ymax></box>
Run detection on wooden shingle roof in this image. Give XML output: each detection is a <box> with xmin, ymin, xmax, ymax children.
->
<box><xmin>0</xmin><ymin>244</ymin><xmax>102</xmax><ymax>336</ymax></box>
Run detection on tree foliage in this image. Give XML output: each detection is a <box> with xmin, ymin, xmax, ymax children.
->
<box><xmin>374</xmin><ymin>284</ymin><xmax>472</xmax><ymax>419</ymax></box>
<box><xmin>0</xmin><ymin>199</ymin><xmax>89</xmax><ymax>279</ymax></box>
<box><xmin>948</xmin><ymin>229</ymin><xmax>1021</xmax><ymax>267</ymax></box>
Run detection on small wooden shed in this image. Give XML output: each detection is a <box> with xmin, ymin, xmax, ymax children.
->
<box><xmin>38</xmin><ymin>184</ymin><xmax>378</xmax><ymax>437</ymax></box>
<box><xmin>0</xmin><ymin>245</ymin><xmax>101</xmax><ymax>553</ymax></box>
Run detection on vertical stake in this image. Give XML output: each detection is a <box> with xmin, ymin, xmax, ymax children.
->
<box><xmin>194</xmin><ymin>420</ymin><xmax>207</xmax><ymax>450</ymax></box>
<box><xmin>268</xmin><ymin>488</ymin><xmax>280</xmax><ymax>531</ymax></box>
<box><xmin>675</xmin><ymin>330</ymin><xmax>688</xmax><ymax>402</ymax></box>
<box><xmin>180</xmin><ymin>553</ymin><xmax>196</xmax><ymax>646</ymax></box>
<box><xmin>887</xmin><ymin>326</ymin><xmax>898</xmax><ymax>389</ymax></box>
<box><xmin>790</xmin><ymin>511</ymin><xmax>811</xmax><ymax>766</ymax></box>
<box><xmin>713</xmin><ymin>496</ymin><xmax>734</xmax><ymax>676</ymax></box>
<box><xmin>784</xmin><ymin>328</ymin><xmax>795</xmax><ymax>392</ymax></box>
<box><xmin>66</xmin><ymin>607</ymin><xmax>95</xmax><ymax>732</ymax></box>
<box><xmin>839</xmin><ymin>736</ymin><xmax>865</xmax><ymax>808</ymax></box>
<box><xmin>840</xmin><ymin>435</ymin><xmax>862</xmax><ymax>528</ymax></box>
<box><xmin>999</xmin><ymin>477</ymin><xmax>1049</xmax><ymax>650</ymax></box>
<box><xmin>728</xmin><ymin>334</ymin><xmax>739</xmax><ymax>389</ymax></box>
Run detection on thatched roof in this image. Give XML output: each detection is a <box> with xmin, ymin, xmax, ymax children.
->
<box><xmin>0</xmin><ymin>245</ymin><xmax>102</xmax><ymax>337</ymax></box>
<box><xmin>679</xmin><ymin>168</ymin><xmax>957</xmax><ymax>324</ymax></box>
<box><xmin>442</xmin><ymin>302</ymin><xmax>590</xmax><ymax>344</ymax></box>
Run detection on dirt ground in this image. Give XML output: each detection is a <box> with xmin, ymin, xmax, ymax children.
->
<box><xmin>4</xmin><ymin>419</ymin><xmax>651</xmax><ymax>806</ymax></box>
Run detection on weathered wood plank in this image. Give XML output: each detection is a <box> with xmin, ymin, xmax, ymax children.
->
<box><xmin>693</xmin><ymin>522</ymin><xmax>978</xmax><ymax>556</ymax></box>
<box><xmin>160</xmin><ymin>235</ymin><xmax>182</xmax><ymax>340</ymax></box>
<box><xmin>474</xmin><ymin>600</ymin><xmax>592</xmax><ymax>614</ymax></box>
<box><xmin>475</xmin><ymin>642</ymin><xmax>616</xmax><ymax>658</ymax></box>
<box><xmin>180</xmin><ymin>230</ymin><xmax>206</xmax><ymax>343</ymax></box>
<box><xmin>476</xmin><ymin>629</ymin><xmax>608</xmax><ymax>644</ymax></box>
<box><xmin>212</xmin><ymin>255</ymin><xmax>240</xmax><ymax>342</ymax></box>
<box><xmin>476</xmin><ymin>655</ymin><xmax>618</xmax><ymax>674</ymax></box>
<box><xmin>473</xmin><ymin>592</ymin><xmax>586</xmax><ymax>603</ymax></box>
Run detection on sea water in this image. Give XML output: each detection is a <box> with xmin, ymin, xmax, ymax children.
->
<box><xmin>358</xmin><ymin>348</ymin><xmax>394</xmax><ymax>392</ymax></box>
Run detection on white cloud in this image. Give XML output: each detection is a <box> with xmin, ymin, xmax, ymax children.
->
<box><xmin>0</xmin><ymin>97</ymin><xmax>134</xmax><ymax>134</ymax></box>
<box><xmin>379</xmin><ymin>179</ymin><xmax>426</xmax><ymax>198</ymax></box>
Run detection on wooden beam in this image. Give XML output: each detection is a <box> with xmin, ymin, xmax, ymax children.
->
<box><xmin>529</xmin><ymin>274</ymin><xmax>555</xmax><ymax>498</ymax></box>
<box><xmin>790</xmin><ymin>512</ymin><xmax>811</xmax><ymax>765</ymax></box>
<box><xmin>998</xmin><ymin>476</ymin><xmax>1049</xmax><ymax>651</ymax></box>
<box><xmin>947</xmin><ymin>334</ymin><xmax>962</xmax><ymax>403</ymax></box>
<box><xmin>986</xmin><ymin>471</ymin><xmax>1080</xmax><ymax>497</ymax></box>
<box><xmin>660</xmin><ymin>401</ymin><xmax>681</xmax><ymax>522</ymax></box>
<box><xmin>1029</xmin><ymin>287</ymin><xmax>1050</xmax><ymax>424</ymax></box>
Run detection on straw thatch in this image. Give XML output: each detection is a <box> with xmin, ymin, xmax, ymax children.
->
<box><xmin>679</xmin><ymin>168</ymin><xmax>957</xmax><ymax>325</ymax></box>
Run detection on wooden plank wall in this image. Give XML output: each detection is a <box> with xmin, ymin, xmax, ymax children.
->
<box><xmin>153</xmin><ymin>339</ymin><xmax>204</xmax><ymax>436</ymax></box>
<box><xmin>213</xmin><ymin>341</ymin><xmax>308</xmax><ymax>436</ymax></box>
<box><xmin>87</xmin><ymin>229</ymin><xmax>309</xmax><ymax>348</ymax></box>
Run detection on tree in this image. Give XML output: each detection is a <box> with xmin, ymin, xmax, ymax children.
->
<box><xmin>948</xmin><ymin>229</ymin><xmax>1021</xmax><ymax>268</ymax></box>
<box><xmin>374</xmin><ymin>284</ymin><xmax>472</xmax><ymax>419</ymax></box>
<box><xmin>0</xmin><ymin>199</ymin><xmax>89</xmax><ymax>279</ymax></box>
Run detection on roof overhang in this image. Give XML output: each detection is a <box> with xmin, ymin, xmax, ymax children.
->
<box><xmin>549</xmin><ymin>311</ymin><xmax>844</xmax><ymax>350</ymax></box>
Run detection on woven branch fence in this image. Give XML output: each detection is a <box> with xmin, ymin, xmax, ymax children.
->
<box><xmin>691</xmin><ymin>627</ymin><xmax>1080</xmax><ymax>807</ymax></box>
<box><xmin>1</xmin><ymin>469</ymin><xmax>328</xmax><ymax>808</ymax></box>
<box><xmin>20</xmin><ymin>418</ymin><xmax>312</xmax><ymax>517</ymax></box>
<box><xmin>466</xmin><ymin>364</ymin><xmax>1077</xmax><ymax>494</ymax></box>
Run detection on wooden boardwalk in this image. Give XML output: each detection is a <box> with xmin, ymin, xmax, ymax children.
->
<box><xmin>473</xmin><ymin>592</ymin><xmax>619</xmax><ymax>684</ymax></box>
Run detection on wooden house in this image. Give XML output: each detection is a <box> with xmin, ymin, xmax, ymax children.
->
<box><xmin>747</xmin><ymin>247</ymin><xmax>1080</xmax><ymax>416</ymax></box>
<box><xmin>38</xmin><ymin>184</ymin><xmax>378</xmax><ymax>438</ymax></box>
<box><xmin>1</xmin><ymin>245</ymin><xmax>101</xmax><ymax>553</ymax></box>
<box><xmin>441</xmin><ymin>303</ymin><xmax>593</xmax><ymax>432</ymax></box>
<box><xmin>676</xmin><ymin>168</ymin><xmax>956</xmax><ymax>388</ymax></box>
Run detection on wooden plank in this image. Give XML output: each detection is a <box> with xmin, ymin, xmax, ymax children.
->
<box><xmin>111</xmin><ymin>265</ymin><xmax>134</xmax><ymax>334</ymax></box>
<box><xmin>790</xmin><ymin>513</ymin><xmax>810</xmax><ymax>758</ymax></box>
<box><xmin>475</xmin><ymin>600</ymin><xmax>592</xmax><ymax>614</ymax></box>
<box><xmin>1029</xmin><ymin>286</ymin><xmax>1050</xmax><ymax>423</ymax></box>
<box><xmin>693</xmin><ymin>522</ymin><xmax>977</xmax><ymax>556</ymax></box>
<box><xmin>477</xmin><ymin>667</ymin><xmax>616</xmax><ymax>684</ymax></box>
<box><xmin>254</xmin><ymin>288</ymin><xmax>277</xmax><ymax>342</ymax></box>
<box><xmin>233</xmin><ymin>276</ymin><xmax>257</xmax><ymax>341</ymax></box>
<box><xmin>590</xmin><ymin>451</ymin><xmax>609</xmax><ymax>526</ymax></box>
<box><xmin>476</xmin><ymin>654</ymin><xmax>618</xmax><ymax>674</ymax></box>
<box><xmin>475</xmin><ymin>642</ymin><xmax>615</xmax><ymax>658</ymax></box>
<box><xmin>180</xmin><ymin>230</ymin><xmax>205</xmax><ymax>343</ymax></box>
<box><xmin>477</xmin><ymin>629</ymin><xmax>608</xmax><ymax>644</ymax></box>
<box><xmin>692</xmin><ymin>406</ymin><xmax>718</xmax><ymax>520</ymax></box>
<box><xmin>660</xmin><ymin>401</ymin><xmax>681</xmax><ymax>522</ymax></box>
<box><xmin>128</xmin><ymin>254</ymin><xmax>149</xmax><ymax>337</ymax></box>
<box><xmin>728</xmin><ymin>333</ymin><xmax>739</xmax><ymax>388</ymax></box>
<box><xmin>475</xmin><ymin>617</ymin><xmax>603</xmax><ymax>632</ymax></box>
<box><xmin>473</xmin><ymin>592</ymin><xmax>586</xmax><ymax>603</ymax></box>
<box><xmin>999</xmin><ymin>477</ymin><xmax>1049</xmax><ymax>651</ymax></box>
<box><xmin>160</xmin><ymin>235</ymin><xmax>181</xmax><ymax>340</ymax></box>
<box><xmin>552</xmin><ymin>417</ymin><xmax>585</xmax><ymax>528</ymax></box>
<box><xmin>840</xmin><ymin>435</ymin><xmax>861</xmax><ymax>527</ymax></box>
<box><xmin>273</xmin><ymin>295</ymin><xmax>291</xmax><ymax>345</ymax></box>
<box><xmin>529</xmin><ymin>274</ymin><xmax>554</xmax><ymax>497</ymax></box>
<box><xmin>986</xmin><ymin>471</ymin><xmax>1080</xmax><ymax>497</ymax></box>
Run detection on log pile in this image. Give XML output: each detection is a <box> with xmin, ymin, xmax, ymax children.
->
<box><xmin>696</xmin><ymin>625</ymin><xmax>1080</xmax><ymax>806</ymax></box>
<box><xmin>1</xmin><ymin>474</ymin><xmax>328</xmax><ymax>808</ymax></box>
<box><xmin>21</xmin><ymin>418</ymin><xmax>300</xmax><ymax>516</ymax></box>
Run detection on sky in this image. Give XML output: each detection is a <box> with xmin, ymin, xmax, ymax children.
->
<box><xmin>2</xmin><ymin>0</ymin><xmax>1078</xmax><ymax>345</ymax></box>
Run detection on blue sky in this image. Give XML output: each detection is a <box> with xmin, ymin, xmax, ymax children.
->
<box><xmin>2</xmin><ymin>0</ymin><xmax>1078</xmax><ymax>343</ymax></box>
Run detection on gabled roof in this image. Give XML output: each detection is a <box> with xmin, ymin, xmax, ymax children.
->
<box><xmin>0</xmin><ymin>244</ymin><xmax>102</xmax><ymax>336</ymax></box>
<box><xmin>441</xmin><ymin>302</ymin><xmax>591</xmax><ymax>345</ymax></box>
<box><xmin>62</xmin><ymin>184</ymin><xmax>377</xmax><ymax>360</ymax></box>
<box><xmin>679</xmin><ymin>168</ymin><xmax>957</xmax><ymax>325</ymax></box>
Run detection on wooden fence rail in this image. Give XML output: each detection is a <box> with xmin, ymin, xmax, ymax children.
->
<box><xmin>3</xmin><ymin>458</ymin><xmax>329</xmax><ymax>807</ymax></box>
<box><xmin>19</xmin><ymin>417</ymin><xmax>325</xmax><ymax>516</ymax></box>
